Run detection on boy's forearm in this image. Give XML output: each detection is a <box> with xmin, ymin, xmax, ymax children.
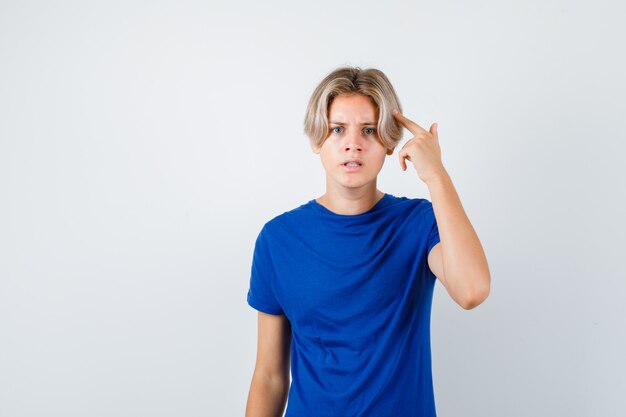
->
<box><xmin>245</xmin><ymin>373</ymin><xmax>290</xmax><ymax>417</ymax></box>
<box><xmin>426</xmin><ymin>168</ymin><xmax>491</xmax><ymax>307</ymax></box>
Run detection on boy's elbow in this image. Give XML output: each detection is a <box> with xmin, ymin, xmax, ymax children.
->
<box><xmin>461</xmin><ymin>281</ymin><xmax>490</xmax><ymax>310</ymax></box>
<box><xmin>246</xmin><ymin>372</ymin><xmax>290</xmax><ymax>417</ymax></box>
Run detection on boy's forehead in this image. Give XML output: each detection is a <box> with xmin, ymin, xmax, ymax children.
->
<box><xmin>328</xmin><ymin>109</ymin><xmax>379</xmax><ymax>124</ymax></box>
<box><xmin>328</xmin><ymin>110</ymin><xmax>378</xmax><ymax>124</ymax></box>
<box><xmin>329</xmin><ymin>119</ymin><xmax>377</xmax><ymax>125</ymax></box>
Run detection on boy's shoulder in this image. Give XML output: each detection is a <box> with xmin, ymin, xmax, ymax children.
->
<box><xmin>261</xmin><ymin>199</ymin><xmax>314</xmax><ymax>230</ymax></box>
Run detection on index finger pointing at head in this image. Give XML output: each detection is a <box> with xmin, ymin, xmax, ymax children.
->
<box><xmin>392</xmin><ymin>110</ymin><xmax>427</xmax><ymax>135</ymax></box>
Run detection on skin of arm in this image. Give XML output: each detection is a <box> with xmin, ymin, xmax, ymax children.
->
<box><xmin>393</xmin><ymin>110</ymin><xmax>491</xmax><ymax>310</ymax></box>
<box><xmin>426</xmin><ymin>168</ymin><xmax>491</xmax><ymax>309</ymax></box>
<box><xmin>245</xmin><ymin>311</ymin><xmax>292</xmax><ymax>417</ymax></box>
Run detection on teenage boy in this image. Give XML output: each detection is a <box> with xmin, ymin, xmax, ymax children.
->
<box><xmin>245</xmin><ymin>66</ymin><xmax>491</xmax><ymax>417</ymax></box>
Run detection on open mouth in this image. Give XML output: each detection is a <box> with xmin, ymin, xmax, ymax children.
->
<box><xmin>343</xmin><ymin>162</ymin><xmax>363</xmax><ymax>171</ymax></box>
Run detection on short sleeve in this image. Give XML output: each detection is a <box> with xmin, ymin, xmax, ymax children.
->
<box><xmin>246</xmin><ymin>225</ymin><xmax>285</xmax><ymax>315</ymax></box>
<box><xmin>426</xmin><ymin>202</ymin><xmax>441</xmax><ymax>255</ymax></box>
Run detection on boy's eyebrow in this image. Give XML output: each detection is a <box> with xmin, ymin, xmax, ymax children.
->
<box><xmin>329</xmin><ymin>120</ymin><xmax>377</xmax><ymax>125</ymax></box>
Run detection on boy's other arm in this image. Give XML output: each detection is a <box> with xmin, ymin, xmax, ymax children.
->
<box><xmin>245</xmin><ymin>311</ymin><xmax>291</xmax><ymax>417</ymax></box>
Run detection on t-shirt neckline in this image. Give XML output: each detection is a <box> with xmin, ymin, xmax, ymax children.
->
<box><xmin>310</xmin><ymin>193</ymin><xmax>391</xmax><ymax>217</ymax></box>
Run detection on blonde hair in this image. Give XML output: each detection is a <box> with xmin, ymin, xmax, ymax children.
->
<box><xmin>303</xmin><ymin>66</ymin><xmax>403</xmax><ymax>150</ymax></box>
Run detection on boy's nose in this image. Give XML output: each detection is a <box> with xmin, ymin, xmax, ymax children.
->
<box><xmin>344</xmin><ymin>136</ymin><xmax>364</xmax><ymax>151</ymax></box>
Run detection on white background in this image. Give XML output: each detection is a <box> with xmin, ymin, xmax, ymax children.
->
<box><xmin>1</xmin><ymin>0</ymin><xmax>624</xmax><ymax>416</ymax></box>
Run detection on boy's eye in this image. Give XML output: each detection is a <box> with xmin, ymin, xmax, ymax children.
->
<box><xmin>331</xmin><ymin>127</ymin><xmax>377</xmax><ymax>135</ymax></box>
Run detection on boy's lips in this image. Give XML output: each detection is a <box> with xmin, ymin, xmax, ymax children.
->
<box><xmin>343</xmin><ymin>163</ymin><xmax>363</xmax><ymax>172</ymax></box>
<box><xmin>341</xmin><ymin>158</ymin><xmax>364</xmax><ymax>166</ymax></box>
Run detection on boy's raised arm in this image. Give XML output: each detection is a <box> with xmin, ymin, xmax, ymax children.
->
<box><xmin>426</xmin><ymin>168</ymin><xmax>491</xmax><ymax>309</ymax></box>
<box><xmin>393</xmin><ymin>110</ymin><xmax>491</xmax><ymax>310</ymax></box>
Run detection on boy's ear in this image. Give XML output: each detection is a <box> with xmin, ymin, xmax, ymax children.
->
<box><xmin>309</xmin><ymin>139</ymin><xmax>321</xmax><ymax>154</ymax></box>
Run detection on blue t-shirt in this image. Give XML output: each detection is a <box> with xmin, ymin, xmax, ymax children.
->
<box><xmin>247</xmin><ymin>193</ymin><xmax>441</xmax><ymax>417</ymax></box>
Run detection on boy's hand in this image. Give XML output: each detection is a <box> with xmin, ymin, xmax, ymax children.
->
<box><xmin>392</xmin><ymin>109</ymin><xmax>445</xmax><ymax>184</ymax></box>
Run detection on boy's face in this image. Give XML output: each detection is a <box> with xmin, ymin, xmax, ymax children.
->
<box><xmin>311</xmin><ymin>93</ymin><xmax>394</xmax><ymax>191</ymax></box>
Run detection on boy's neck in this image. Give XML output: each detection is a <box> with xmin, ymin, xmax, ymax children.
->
<box><xmin>315</xmin><ymin>187</ymin><xmax>385</xmax><ymax>216</ymax></box>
